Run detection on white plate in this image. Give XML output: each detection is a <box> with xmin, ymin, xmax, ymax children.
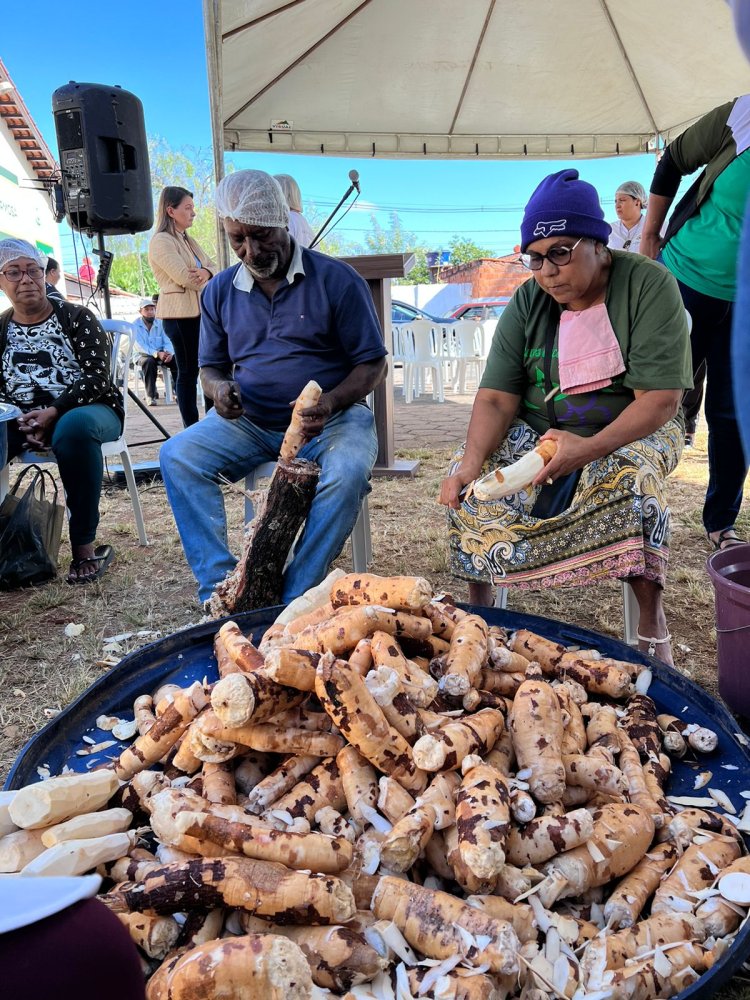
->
<box><xmin>0</xmin><ymin>873</ymin><xmax>101</xmax><ymax>933</ymax></box>
<box><xmin>0</xmin><ymin>402</ymin><xmax>21</xmax><ymax>423</ymax></box>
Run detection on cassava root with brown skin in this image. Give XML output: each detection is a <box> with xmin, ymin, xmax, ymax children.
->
<box><xmin>145</xmin><ymin>932</ymin><xmax>313</xmax><ymax>1000</ymax></box>
<box><xmin>5</xmin><ymin>574</ymin><xmax>748</xmax><ymax>1000</ymax></box>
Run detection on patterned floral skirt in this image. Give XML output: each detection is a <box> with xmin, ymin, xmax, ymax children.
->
<box><xmin>447</xmin><ymin>418</ymin><xmax>683</xmax><ymax>590</ymax></box>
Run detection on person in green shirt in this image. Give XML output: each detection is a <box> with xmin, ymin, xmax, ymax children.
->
<box><xmin>642</xmin><ymin>96</ymin><xmax>750</xmax><ymax>550</ymax></box>
<box><xmin>440</xmin><ymin>169</ymin><xmax>692</xmax><ymax>666</ymax></box>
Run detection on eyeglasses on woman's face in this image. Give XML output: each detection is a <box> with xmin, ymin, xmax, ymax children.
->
<box><xmin>520</xmin><ymin>237</ymin><xmax>584</xmax><ymax>271</ymax></box>
<box><xmin>0</xmin><ymin>264</ymin><xmax>45</xmax><ymax>282</ymax></box>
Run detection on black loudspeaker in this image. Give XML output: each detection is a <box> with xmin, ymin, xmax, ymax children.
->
<box><xmin>52</xmin><ymin>82</ymin><xmax>153</xmax><ymax>235</ymax></box>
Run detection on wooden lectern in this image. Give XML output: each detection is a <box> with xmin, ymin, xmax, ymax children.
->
<box><xmin>341</xmin><ymin>252</ymin><xmax>418</xmax><ymax>477</ymax></box>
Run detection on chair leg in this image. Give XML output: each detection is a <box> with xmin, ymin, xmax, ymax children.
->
<box><xmin>119</xmin><ymin>449</ymin><xmax>149</xmax><ymax>545</ymax></box>
<box><xmin>494</xmin><ymin>587</ymin><xmax>509</xmax><ymax>609</ymax></box>
<box><xmin>458</xmin><ymin>360</ymin><xmax>467</xmax><ymax>395</ymax></box>
<box><xmin>435</xmin><ymin>364</ymin><xmax>445</xmax><ymax>403</ymax></box>
<box><xmin>621</xmin><ymin>580</ymin><xmax>640</xmax><ymax>646</ymax></box>
<box><xmin>350</xmin><ymin>495</ymin><xmax>372</xmax><ymax>572</ymax></box>
<box><xmin>404</xmin><ymin>364</ymin><xmax>413</xmax><ymax>404</ymax></box>
<box><xmin>350</xmin><ymin>497</ymin><xmax>370</xmax><ymax>573</ymax></box>
<box><xmin>0</xmin><ymin>463</ymin><xmax>8</xmax><ymax>502</ymax></box>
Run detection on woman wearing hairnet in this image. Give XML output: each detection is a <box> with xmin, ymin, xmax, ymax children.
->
<box><xmin>608</xmin><ymin>181</ymin><xmax>649</xmax><ymax>253</ymax></box>
<box><xmin>0</xmin><ymin>238</ymin><xmax>122</xmax><ymax>582</ymax></box>
<box><xmin>274</xmin><ymin>174</ymin><xmax>314</xmax><ymax>248</ymax></box>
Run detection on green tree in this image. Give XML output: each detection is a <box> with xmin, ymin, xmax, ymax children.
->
<box><xmin>304</xmin><ymin>203</ymin><xmax>358</xmax><ymax>258</ymax></box>
<box><xmin>448</xmin><ymin>236</ymin><xmax>493</xmax><ymax>265</ymax></box>
<box><xmin>357</xmin><ymin>212</ymin><xmax>432</xmax><ymax>285</ymax></box>
<box><xmin>394</xmin><ymin>246</ymin><xmax>431</xmax><ymax>286</ymax></box>
<box><xmin>110</xmin><ymin>252</ymin><xmax>157</xmax><ymax>296</ymax></box>
<box><xmin>362</xmin><ymin>211</ymin><xmax>416</xmax><ymax>255</ymax></box>
<box><xmin>105</xmin><ymin>138</ymin><xmax>219</xmax><ymax>294</ymax></box>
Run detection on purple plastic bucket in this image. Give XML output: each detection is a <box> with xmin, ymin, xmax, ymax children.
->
<box><xmin>707</xmin><ymin>543</ymin><xmax>750</xmax><ymax>716</ymax></box>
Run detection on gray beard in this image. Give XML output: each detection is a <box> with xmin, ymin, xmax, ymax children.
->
<box><xmin>244</xmin><ymin>255</ymin><xmax>279</xmax><ymax>280</ymax></box>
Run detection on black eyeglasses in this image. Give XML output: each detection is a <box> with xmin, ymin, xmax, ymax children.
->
<box><xmin>1</xmin><ymin>264</ymin><xmax>45</xmax><ymax>282</ymax></box>
<box><xmin>520</xmin><ymin>237</ymin><xmax>584</xmax><ymax>271</ymax></box>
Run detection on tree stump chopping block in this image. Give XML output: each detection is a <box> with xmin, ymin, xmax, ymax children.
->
<box><xmin>215</xmin><ymin>459</ymin><xmax>321</xmax><ymax>614</ymax></box>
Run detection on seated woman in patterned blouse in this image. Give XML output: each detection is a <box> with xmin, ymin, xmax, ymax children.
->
<box><xmin>439</xmin><ymin>171</ymin><xmax>693</xmax><ymax>665</ymax></box>
<box><xmin>0</xmin><ymin>239</ymin><xmax>123</xmax><ymax>583</ymax></box>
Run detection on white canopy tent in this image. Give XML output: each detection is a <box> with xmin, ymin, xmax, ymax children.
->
<box><xmin>203</xmin><ymin>0</ymin><xmax>750</xmax><ymax>166</ymax></box>
<box><xmin>200</xmin><ymin>0</ymin><xmax>750</xmax><ymax>474</ymax></box>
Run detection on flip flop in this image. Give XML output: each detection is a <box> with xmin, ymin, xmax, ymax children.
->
<box><xmin>709</xmin><ymin>529</ymin><xmax>746</xmax><ymax>551</ymax></box>
<box><xmin>66</xmin><ymin>544</ymin><xmax>115</xmax><ymax>585</ymax></box>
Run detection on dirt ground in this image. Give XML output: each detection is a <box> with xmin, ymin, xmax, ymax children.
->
<box><xmin>4</xmin><ymin>396</ymin><xmax>740</xmax><ymax>777</ymax></box>
<box><xmin>1</xmin><ymin>382</ymin><xmax>749</xmax><ymax>997</ymax></box>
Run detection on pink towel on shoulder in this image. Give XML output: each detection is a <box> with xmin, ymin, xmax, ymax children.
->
<box><xmin>557</xmin><ymin>302</ymin><xmax>625</xmax><ymax>394</ymax></box>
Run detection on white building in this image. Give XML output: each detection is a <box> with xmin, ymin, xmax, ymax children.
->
<box><xmin>0</xmin><ymin>57</ymin><xmax>64</xmax><ymax>306</ymax></box>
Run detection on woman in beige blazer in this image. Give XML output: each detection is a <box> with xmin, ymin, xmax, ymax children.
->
<box><xmin>148</xmin><ymin>186</ymin><xmax>216</xmax><ymax>426</ymax></box>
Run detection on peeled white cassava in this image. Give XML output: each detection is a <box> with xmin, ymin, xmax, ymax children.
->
<box><xmin>9</xmin><ymin>771</ymin><xmax>120</xmax><ymax>830</ymax></box>
<box><xmin>471</xmin><ymin>440</ymin><xmax>558</xmax><ymax>500</ymax></box>
<box><xmin>20</xmin><ymin>832</ymin><xmax>137</xmax><ymax>877</ymax></box>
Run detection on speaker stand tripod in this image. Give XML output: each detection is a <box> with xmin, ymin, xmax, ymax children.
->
<box><xmin>94</xmin><ymin>232</ymin><xmax>171</xmax><ymax>474</ymax></box>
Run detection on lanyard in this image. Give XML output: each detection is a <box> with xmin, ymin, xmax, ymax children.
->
<box><xmin>543</xmin><ymin>307</ymin><xmax>560</xmax><ymax>429</ymax></box>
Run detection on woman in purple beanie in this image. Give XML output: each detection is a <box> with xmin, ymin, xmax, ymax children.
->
<box><xmin>440</xmin><ymin>169</ymin><xmax>693</xmax><ymax>665</ymax></box>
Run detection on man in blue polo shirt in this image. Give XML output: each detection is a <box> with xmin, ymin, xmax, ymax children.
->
<box><xmin>160</xmin><ymin>170</ymin><xmax>387</xmax><ymax>604</ymax></box>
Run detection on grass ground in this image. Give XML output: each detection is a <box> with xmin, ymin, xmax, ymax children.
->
<box><xmin>1</xmin><ymin>425</ymin><xmax>749</xmax><ymax>996</ymax></box>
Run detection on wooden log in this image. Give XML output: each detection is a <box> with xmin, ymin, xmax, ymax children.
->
<box><xmin>214</xmin><ymin>458</ymin><xmax>320</xmax><ymax>613</ymax></box>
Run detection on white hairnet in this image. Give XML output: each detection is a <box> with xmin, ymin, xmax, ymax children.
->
<box><xmin>215</xmin><ymin>170</ymin><xmax>290</xmax><ymax>229</ymax></box>
<box><xmin>0</xmin><ymin>238</ymin><xmax>45</xmax><ymax>271</ymax></box>
<box><xmin>616</xmin><ymin>181</ymin><xmax>648</xmax><ymax>207</ymax></box>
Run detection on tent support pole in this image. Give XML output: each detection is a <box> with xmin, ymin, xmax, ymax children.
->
<box><xmin>203</xmin><ymin>0</ymin><xmax>228</xmax><ymax>271</ymax></box>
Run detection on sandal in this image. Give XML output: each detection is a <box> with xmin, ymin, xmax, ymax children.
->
<box><xmin>709</xmin><ymin>529</ymin><xmax>746</xmax><ymax>551</ymax></box>
<box><xmin>637</xmin><ymin>631</ymin><xmax>672</xmax><ymax>658</ymax></box>
<box><xmin>66</xmin><ymin>544</ymin><xmax>115</xmax><ymax>585</ymax></box>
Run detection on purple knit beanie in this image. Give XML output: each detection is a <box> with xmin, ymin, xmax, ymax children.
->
<box><xmin>520</xmin><ymin>169</ymin><xmax>611</xmax><ymax>252</ymax></box>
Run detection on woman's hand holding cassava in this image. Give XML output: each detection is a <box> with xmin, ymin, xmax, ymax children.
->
<box><xmin>534</xmin><ymin>429</ymin><xmax>597</xmax><ymax>484</ymax></box>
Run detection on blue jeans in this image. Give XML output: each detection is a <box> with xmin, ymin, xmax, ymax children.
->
<box><xmin>673</xmin><ymin>278</ymin><xmax>746</xmax><ymax>533</ymax></box>
<box><xmin>160</xmin><ymin>403</ymin><xmax>378</xmax><ymax>602</ymax></box>
<box><xmin>1</xmin><ymin>404</ymin><xmax>121</xmax><ymax>546</ymax></box>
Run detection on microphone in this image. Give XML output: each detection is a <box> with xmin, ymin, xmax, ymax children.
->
<box><xmin>310</xmin><ymin>169</ymin><xmax>361</xmax><ymax>248</ymax></box>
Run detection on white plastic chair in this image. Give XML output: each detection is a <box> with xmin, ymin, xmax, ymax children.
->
<box><xmin>448</xmin><ymin>320</ymin><xmax>487</xmax><ymax>394</ymax></box>
<box><xmin>1</xmin><ymin>320</ymin><xmax>148</xmax><ymax>545</ymax></box>
<box><xmin>402</xmin><ymin>320</ymin><xmax>445</xmax><ymax>403</ymax></box>
<box><xmin>133</xmin><ymin>360</ymin><xmax>174</xmax><ymax>404</ymax></box>
<box><xmin>391</xmin><ymin>325</ymin><xmax>406</xmax><ymax>365</ymax></box>
<box><xmin>244</xmin><ymin>462</ymin><xmax>372</xmax><ymax>572</ymax></box>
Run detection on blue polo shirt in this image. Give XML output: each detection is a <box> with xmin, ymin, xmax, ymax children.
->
<box><xmin>199</xmin><ymin>244</ymin><xmax>387</xmax><ymax>430</ymax></box>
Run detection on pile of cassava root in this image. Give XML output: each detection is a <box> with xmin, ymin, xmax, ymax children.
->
<box><xmin>3</xmin><ymin>571</ymin><xmax>750</xmax><ymax>1000</ymax></box>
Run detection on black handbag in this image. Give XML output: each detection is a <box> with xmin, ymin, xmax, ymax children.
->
<box><xmin>0</xmin><ymin>465</ymin><xmax>65</xmax><ymax>588</ymax></box>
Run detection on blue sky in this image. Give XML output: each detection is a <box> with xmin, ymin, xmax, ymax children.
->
<box><xmin>4</xmin><ymin>1</ymin><xmax>672</xmax><ymax>266</ymax></box>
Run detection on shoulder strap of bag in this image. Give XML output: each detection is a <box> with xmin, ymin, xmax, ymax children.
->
<box><xmin>543</xmin><ymin>307</ymin><xmax>560</xmax><ymax>430</ymax></box>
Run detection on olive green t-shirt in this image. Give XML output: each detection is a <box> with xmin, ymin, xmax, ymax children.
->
<box><xmin>480</xmin><ymin>251</ymin><xmax>693</xmax><ymax>437</ymax></box>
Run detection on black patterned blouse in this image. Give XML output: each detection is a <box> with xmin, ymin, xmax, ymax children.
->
<box><xmin>0</xmin><ymin>299</ymin><xmax>124</xmax><ymax>426</ymax></box>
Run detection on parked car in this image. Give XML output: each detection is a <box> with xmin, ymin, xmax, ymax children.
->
<box><xmin>449</xmin><ymin>297</ymin><xmax>511</xmax><ymax>322</ymax></box>
<box><xmin>391</xmin><ymin>300</ymin><xmax>455</xmax><ymax>325</ymax></box>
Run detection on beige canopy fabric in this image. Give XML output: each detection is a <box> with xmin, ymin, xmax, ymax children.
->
<box><xmin>204</xmin><ymin>0</ymin><xmax>750</xmax><ymax>161</ymax></box>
